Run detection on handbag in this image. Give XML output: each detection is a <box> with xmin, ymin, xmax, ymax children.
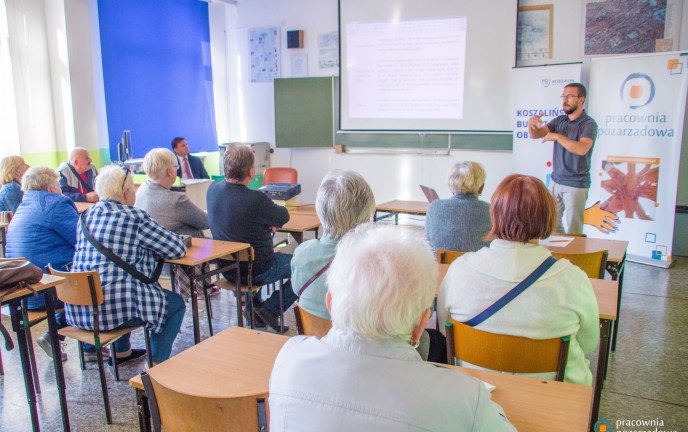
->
<box><xmin>0</xmin><ymin>260</ymin><xmax>43</xmax><ymax>351</ymax></box>
<box><xmin>296</xmin><ymin>261</ymin><xmax>332</xmax><ymax>297</ymax></box>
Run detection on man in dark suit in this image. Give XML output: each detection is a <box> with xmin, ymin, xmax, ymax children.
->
<box><xmin>171</xmin><ymin>137</ymin><xmax>210</xmax><ymax>180</ymax></box>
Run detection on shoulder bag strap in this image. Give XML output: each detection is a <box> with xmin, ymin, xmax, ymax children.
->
<box><xmin>297</xmin><ymin>261</ymin><xmax>332</xmax><ymax>297</ymax></box>
<box><xmin>80</xmin><ymin>212</ymin><xmax>164</xmax><ymax>284</ymax></box>
<box><xmin>67</xmin><ymin>164</ymin><xmax>93</xmax><ymax>192</ymax></box>
<box><xmin>463</xmin><ymin>256</ymin><xmax>557</xmax><ymax>327</ymax></box>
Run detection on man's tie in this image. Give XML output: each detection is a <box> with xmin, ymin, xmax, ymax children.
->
<box><xmin>183</xmin><ymin>157</ymin><xmax>194</xmax><ymax>179</ymax></box>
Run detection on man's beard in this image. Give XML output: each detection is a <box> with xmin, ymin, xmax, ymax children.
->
<box><xmin>563</xmin><ymin>103</ymin><xmax>577</xmax><ymax>115</ymax></box>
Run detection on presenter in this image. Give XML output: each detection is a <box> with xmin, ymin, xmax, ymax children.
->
<box><xmin>171</xmin><ymin>137</ymin><xmax>209</xmax><ymax>180</ymax></box>
<box><xmin>528</xmin><ymin>83</ymin><xmax>598</xmax><ymax>234</ymax></box>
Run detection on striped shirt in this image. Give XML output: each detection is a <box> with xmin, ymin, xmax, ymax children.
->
<box><xmin>66</xmin><ymin>200</ymin><xmax>186</xmax><ymax>333</ymax></box>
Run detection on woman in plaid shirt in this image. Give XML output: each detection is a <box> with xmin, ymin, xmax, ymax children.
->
<box><xmin>66</xmin><ymin>165</ymin><xmax>187</xmax><ymax>364</ymax></box>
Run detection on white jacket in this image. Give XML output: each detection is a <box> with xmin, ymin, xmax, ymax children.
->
<box><xmin>437</xmin><ymin>239</ymin><xmax>600</xmax><ymax>385</ymax></box>
<box><xmin>269</xmin><ymin>328</ymin><xmax>517</xmax><ymax>432</ymax></box>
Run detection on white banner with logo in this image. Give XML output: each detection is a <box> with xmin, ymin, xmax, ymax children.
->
<box><xmin>587</xmin><ymin>52</ymin><xmax>688</xmax><ymax>265</ymax></box>
<box><xmin>512</xmin><ymin>64</ymin><xmax>582</xmax><ymax>184</ymax></box>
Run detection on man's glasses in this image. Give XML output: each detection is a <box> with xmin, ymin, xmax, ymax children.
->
<box><xmin>121</xmin><ymin>166</ymin><xmax>130</xmax><ymax>191</ymax></box>
<box><xmin>561</xmin><ymin>95</ymin><xmax>580</xmax><ymax>100</ymax></box>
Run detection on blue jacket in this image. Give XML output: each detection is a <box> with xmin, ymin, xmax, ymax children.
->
<box><xmin>176</xmin><ymin>154</ymin><xmax>209</xmax><ymax>179</ymax></box>
<box><xmin>0</xmin><ymin>180</ymin><xmax>23</xmax><ymax>212</ymax></box>
<box><xmin>6</xmin><ymin>190</ymin><xmax>78</xmax><ymax>271</ymax></box>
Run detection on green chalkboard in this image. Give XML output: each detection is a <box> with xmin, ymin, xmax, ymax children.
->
<box><xmin>275</xmin><ymin>77</ymin><xmax>337</xmax><ymax>148</ymax></box>
<box><xmin>274</xmin><ymin>77</ymin><xmax>512</xmax><ymax>151</ymax></box>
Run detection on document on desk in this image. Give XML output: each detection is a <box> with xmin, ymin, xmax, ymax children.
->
<box><xmin>539</xmin><ymin>236</ymin><xmax>574</xmax><ymax>247</ymax></box>
<box><xmin>481</xmin><ymin>380</ymin><xmax>496</xmax><ymax>392</ymax></box>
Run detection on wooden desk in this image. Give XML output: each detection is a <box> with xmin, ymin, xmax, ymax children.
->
<box><xmin>130</xmin><ymin>326</ymin><xmax>592</xmax><ymax>432</ymax></box>
<box><xmin>1</xmin><ymin>274</ymin><xmax>70</xmax><ymax>431</ymax></box>
<box><xmin>285</xmin><ymin>203</ymin><xmax>316</xmax><ymax>216</ymax></box>
<box><xmin>437</xmin><ymin>262</ymin><xmax>617</xmax><ymax>428</ymax></box>
<box><xmin>74</xmin><ymin>202</ymin><xmax>94</xmax><ymax>214</ymax></box>
<box><xmin>280</xmin><ymin>213</ymin><xmax>320</xmax><ymax>243</ymax></box>
<box><xmin>541</xmin><ymin>236</ymin><xmax>628</xmax><ymax>352</ymax></box>
<box><xmin>166</xmin><ymin>238</ymin><xmax>251</xmax><ymax>343</ymax></box>
<box><xmin>374</xmin><ymin>200</ymin><xmax>428</xmax><ymax>224</ymax></box>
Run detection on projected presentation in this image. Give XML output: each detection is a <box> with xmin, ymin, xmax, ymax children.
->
<box><xmin>346</xmin><ymin>17</ymin><xmax>467</xmax><ymax>120</ymax></box>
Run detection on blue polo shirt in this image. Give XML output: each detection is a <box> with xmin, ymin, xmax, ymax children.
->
<box><xmin>547</xmin><ymin>111</ymin><xmax>598</xmax><ymax>189</ymax></box>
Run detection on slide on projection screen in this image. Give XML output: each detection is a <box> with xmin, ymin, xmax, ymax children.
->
<box><xmin>340</xmin><ymin>0</ymin><xmax>515</xmax><ymax>133</ymax></box>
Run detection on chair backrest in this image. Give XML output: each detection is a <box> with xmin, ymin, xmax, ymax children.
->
<box><xmin>435</xmin><ymin>248</ymin><xmax>465</xmax><ymax>264</ymax></box>
<box><xmin>0</xmin><ymin>257</ymin><xmax>25</xmax><ymax>262</ymax></box>
<box><xmin>293</xmin><ymin>302</ymin><xmax>332</xmax><ymax>337</ymax></box>
<box><xmin>550</xmin><ymin>250</ymin><xmax>608</xmax><ymax>279</ymax></box>
<box><xmin>445</xmin><ymin>318</ymin><xmax>570</xmax><ymax>381</ymax></box>
<box><xmin>142</xmin><ymin>371</ymin><xmax>268</xmax><ymax>432</ymax></box>
<box><xmin>263</xmin><ymin>167</ymin><xmax>298</xmax><ymax>185</ymax></box>
<box><xmin>47</xmin><ymin>265</ymin><xmax>104</xmax><ymax>307</ymax></box>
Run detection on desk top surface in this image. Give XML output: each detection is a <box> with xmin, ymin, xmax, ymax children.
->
<box><xmin>166</xmin><ymin>238</ymin><xmax>250</xmax><ymax>266</ymax></box>
<box><xmin>540</xmin><ymin>237</ymin><xmax>628</xmax><ymax>263</ymax></box>
<box><xmin>74</xmin><ymin>202</ymin><xmax>94</xmax><ymax>214</ymax></box>
<box><xmin>281</xmin><ymin>213</ymin><xmax>321</xmax><ymax>232</ymax></box>
<box><xmin>436</xmin><ymin>263</ymin><xmax>618</xmax><ymax>320</ymax></box>
<box><xmin>375</xmin><ymin>200</ymin><xmax>429</xmax><ymax>213</ymax></box>
<box><xmin>0</xmin><ymin>274</ymin><xmax>65</xmax><ymax>303</ymax></box>
<box><xmin>130</xmin><ymin>326</ymin><xmax>592</xmax><ymax>431</ymax></box>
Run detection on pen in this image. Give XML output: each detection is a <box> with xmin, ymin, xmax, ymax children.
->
<box><xmin>549</xmin><ymin>240</ymin><xmax>570</xmax><ymax>243</ymax></box>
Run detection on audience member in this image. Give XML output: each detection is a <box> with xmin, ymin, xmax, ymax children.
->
<box><xmin>5</xmin><ymin>166</ymin><xmax>76</xmax><ymax>361</ymax></box>
<box><xmin>171</xmin><ymin>137</ymin><xmax>209</xmax><ymax>180</ymax></box>
<box><xmin>207</xmin><ymin>144</ymin><xmax>295</xmax><ymax>331</ymax></box>
<box><xmin>270</xmin><ymin>224</ymin><xmax>516</xmax><ymax>431</ymax></box>
<box><xmin>437</xmin><ymin>174</ymin><xmax>599</xmax><ymax>385</ymax></box>
<box><xmin>426</xmin><ymin>161</ymin><xmax>491</xmax><ymax>253</ymax></box>
<box><xmin>57</xmin><ymin>147</ymin><xmax>99</xmax><ymax>202</ymax></box>
<box><xmin>136</xmin><ymin>148</ymin><xmax>218</xmax><ymax>300</ymax></box>
<box><xmin>0</xmin><ymin>155</ymin><xmax>29</xmax><ymax>212</ymax></box>
<box><xmin>68</xmin><ymin>165</ymin><xmax>187</xmax><ymax>365</ymax></box>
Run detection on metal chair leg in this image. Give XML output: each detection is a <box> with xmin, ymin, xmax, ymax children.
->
<box><xmin>78</xmin><ymin>341</ymin><xmax>86</xmax><ymax>370</ymax></box>
<box><xmin>278</xmin><ymin>280</ymin><xmax>284</xmax><ymax>334</ymax></box>
<box><xmin>25</xmin><ymin>330</ymin><xmax>41</xmax><ymax>394</ymax></box>
<box><xmin>144</xmin><ymin>330</ymin><xmax>153</xmax><ymax>368</ymax></box>
<box><xmin>112</xmin><ymin>348</ymin><xmax>120</xmax><ymax>382</ymax></box>
<box><xmin>96</xmin><ymin>347</ymin><xmax>112</xmax><ymax>424</ymax></box>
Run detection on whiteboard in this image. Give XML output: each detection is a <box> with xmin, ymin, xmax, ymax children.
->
<box><xmin>340</xmin><ymin>0</ymin><xmax>517</xmax><ymax>132</ymax></box>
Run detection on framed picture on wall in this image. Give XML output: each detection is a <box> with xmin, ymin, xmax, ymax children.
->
<box><xmin>517</xmin><ymin>4</ymin><xmax>554</xmax><ymax>61</ymax></box>
<box><xmin>582</xmin><ymin>0</ymin><xmax>683</xmax><ymax>56</ymax></box>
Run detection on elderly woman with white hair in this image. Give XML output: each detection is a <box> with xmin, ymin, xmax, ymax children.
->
<box><xmin>135</xmin><ymin>148</ymin><xmax>217</xmax><ymax>300</ymax></box>
<box><xmin>270</xmin><ymin>225</ymin><xmax>516</xmax><ymax>431</ymax></box>
<box><xmin>67</xmin><ymin>165</ymin><xmax>187</xmax><ymax>365</ymax></box>
<box><xmin>292</xmin><ymin>170</ymin><xmax>375</xmax><ymax>320</ymax></box>
<box><xmin>425</xmin><ymin>160</ymin><xmax>492</xmax><ymax>253</ymax></box>
<box><xmin>0</xmin><ymin>155</ymin><xmax>30</xmax><ymax>212</ymax></box>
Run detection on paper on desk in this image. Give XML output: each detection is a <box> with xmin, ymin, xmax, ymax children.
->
<box><xmin>481</xmin><ymin>380</ymin><xmax>496</xmax><ymax>392</ymax></box>
<box><xmin>539</xmin><ymin>236</ymin><xmax>574</xmax><ymax>247</ymax></box>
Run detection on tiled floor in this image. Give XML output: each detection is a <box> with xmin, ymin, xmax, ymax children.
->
<box><xmin>1</xmin><ymin>248</ymin><xmax>687</xmax><ymax>431</ymax></box>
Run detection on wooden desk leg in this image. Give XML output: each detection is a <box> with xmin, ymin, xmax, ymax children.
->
<box><xmin>610</xmin><ymin>258</ymin><xmax>625</xmax><ymax>352</ymax></box>
<box><xmin>136</xmin><ymin>388</ymin><xmax>152</xmax><ymax>432</ymax></box>
<box><xmin>45</xmin><ymin>291</ymin><xmax>71</xmax><ymax>432</ymax></box>
<box><xmin>591</xmin><ymin>319</ymin><xmax>611</xmax><ymax>428</ymax></box>
<box><xmin>233</xmin><ymin>254</ymin><xmax>244</xmax><ymax>328</ymax></box>
<box><xmin>291</xmin><ymin>232</ymin><xmax>304</xmax><ymax>243</ymax></box>
<box><xmin>186</xmin><ymin>265</ymin><xmax>202</xmax><ymax>345</ymax></box>
<box><xmin>9</xmin><ymin>301</ymin><xmax>40</xmax><ymax>432</ymax></box>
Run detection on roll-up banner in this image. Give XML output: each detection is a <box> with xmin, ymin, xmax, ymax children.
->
<box><xmin>513</xmin><ymin>64</ymin><xmax>582</xmax><ymax>186</ymax></box>
<box><xmin>587</xmin><ymin>52</ymin><xmax>688</xmax><ymax>267</ymax></box>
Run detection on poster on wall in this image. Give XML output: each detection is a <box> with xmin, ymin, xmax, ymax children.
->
<box><xmin>249</xmin><ymin>27</ymin><xmax>280</xmax><ymax>82</ymax></box>
<box><xmin>517</xmin><ymin>4</ymin><xmax>553</xmax><ymax>60</ymax></box>
<box><xmin>583</xmin><ymin>0</ymin><xmax>684</xmax><ymax>55</ymax></box>
<box><xmin>587</xmin><ymin>52</ymin><xmax>688</xmax><ymax>265</ymax></box>
<box><xmin>318</xmin><ymin>31</ymin><xmax>339</xmax><ymax>69</ymax></box>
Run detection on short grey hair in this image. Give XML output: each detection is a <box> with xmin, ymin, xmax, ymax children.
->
<box><xmin>142</xmin><ymin>148</ymin><xmax>178</xmax><ymax>181</ymax></box>
<box><xmin>22</xmin><ymin>166</ymin><xmax>59</xmax><ymax>191</ymax></box>
<box><xmin>95</xmin><ymin>165</ymin><xmax>134</xmax><ymax>201</ymax></box>
<box><xmin>447</xmin><ymin>161</ymin><xmax>486</xmax><ymax>195</ymax></box>
<box><xmin>327</xmin><ymin>224</ymin><xmax>437</xmax><ymax>343</ymax></box>
<box><xmin>316</xmin><ymin>170</ymin><xmax>375</xmax><ymax>239</ymax></box>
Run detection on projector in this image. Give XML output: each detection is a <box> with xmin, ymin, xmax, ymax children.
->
<box><xmin>259</xmin><ymin>183</ymin><xmax>301</xmax><ymax>201</ymax></box>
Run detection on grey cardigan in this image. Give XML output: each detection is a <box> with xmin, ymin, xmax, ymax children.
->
<box><xmin>135</xmin><ymin>180</ymin><xmax>209</xmax><ymax>237</ymax></box>
<box><xmin>425</xmin><ymin>194</ymin><xmax>491</xmax><ymax>253</ymax></box>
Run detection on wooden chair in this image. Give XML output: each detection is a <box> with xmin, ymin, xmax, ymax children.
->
<box><xmin>550</xmin><ymin>250</ymin><xmax>608</xmax><ymax>279</ymax></box>
<box><xmin>48</xmin><ymin>265</ymin><xmax>153</xmax><ymax>424</ymax></box>
<box><xmin>140</xmin><ymin>370</ymin><xmax>268</xmax><ymax>432</ymax></box>
<box><xmin>435</xmin><ymin>248</ymin><xmax>465</xmax><ymax>264</ymax></box>
<box><xmin>214</xmin><ymin>247</ymin><xmax>287</xmax><ymax>334</ymax></box>
<box><xmin>445</xmin><ymin>317</ymin><xmax>570</xmax><ymax>382</ymax></box>
<box><xmin>293</xmin><ymin>302</ymin><xmax>331</xmax><ymax>337</ymax></box>
<box><xmin>1</xmin><ymin>211</ymin><xmax>13</xmax><ymax>257</ymax></box>
<box><xmin>263</xmin><ymin>167</ymin><xmax>298</xmax><ymax>185</ymax></box>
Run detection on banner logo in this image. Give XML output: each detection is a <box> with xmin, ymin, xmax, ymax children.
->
<box><xmin>619</xmin><ymin>73</ymin><xmax>655</xmax><ymax>109</ymax></box>
<box><xmin>594</xmin><ymin>419</ymin><xmax>613</xmax><ymax>432</ymax></box>
<box><xmin>542</xmin><ymin>78</ymin><xmax>551</xmax><ymax>87</ymax></box>
<box><xmin>667</xmin><ymin>59</ymin><xmax>683</xmax><ymax>75</ymax></box>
